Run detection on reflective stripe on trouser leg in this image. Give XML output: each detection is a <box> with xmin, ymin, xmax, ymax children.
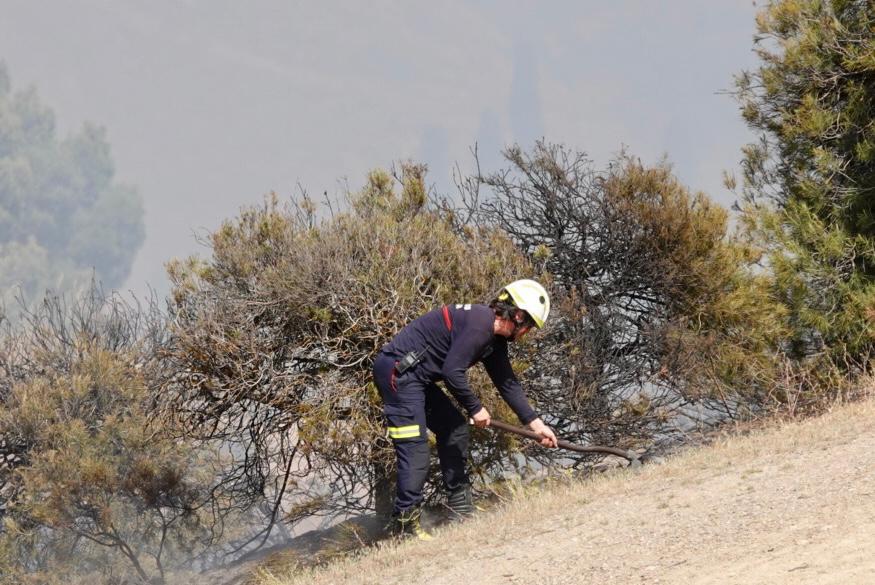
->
<box><xmin>387</xmin><ymin>424</ymin><xmax>421</xmax><ymax>440</ymax></box>
<box><xmin>373</xmin><ymin>351</ymin><xmax>429</xmax><ymax>514</ymax></box>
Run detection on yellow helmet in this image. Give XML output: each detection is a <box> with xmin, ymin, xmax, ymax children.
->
<box><xmin>498</xmin><ymin>279</ymin><xmax>550</xmax><ymax>328</ymax></box>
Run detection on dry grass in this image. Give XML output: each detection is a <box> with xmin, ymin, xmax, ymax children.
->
<box><xmin>254</xmin><ymin>383</ymin><xmax>875</xmax><ymax>585</ymax></box>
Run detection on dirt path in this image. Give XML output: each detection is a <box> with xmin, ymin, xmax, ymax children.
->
<box><xmin>266</xmin><ymin>398</ymin><xmax>875</xmax><ymax>585</ymax></box>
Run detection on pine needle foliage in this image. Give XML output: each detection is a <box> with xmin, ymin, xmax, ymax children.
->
<box><xmin>0</xmin><ymin>290</ymin><xmax>212</xmax><ymax>584</ymax></box>
<box><xmin>735</xmin><ymin>0</ymin><xmax>875</xmax><ymax>367</ymax></box>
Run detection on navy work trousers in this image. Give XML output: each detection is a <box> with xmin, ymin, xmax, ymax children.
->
<box><xmin>373</xmin><ymin>352</ymin><xmax>470</xmax><ymax>515</ymax></box>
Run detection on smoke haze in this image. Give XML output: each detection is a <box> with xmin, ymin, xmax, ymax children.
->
<box><xmin>0</xmin><ymin>1</ymin><xmax>760</xmax><ymax>299</ymax></box>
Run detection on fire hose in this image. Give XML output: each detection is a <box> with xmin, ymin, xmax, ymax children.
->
<box><xmin>488</xmin><ymin>419</ymin><xmax>641</xmax><ymax>467</ymax></box>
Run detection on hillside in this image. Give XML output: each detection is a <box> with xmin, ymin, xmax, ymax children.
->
<box><xmin>254</xmin><ymin>392</ymin><xmax>875</xmax><ymax>585</ymax></box>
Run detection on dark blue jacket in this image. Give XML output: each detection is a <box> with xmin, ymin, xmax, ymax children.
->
<box><xmin>381</xmin><ymin>304</ymin><xmax>538</xmax><ymax>424</ymax></box>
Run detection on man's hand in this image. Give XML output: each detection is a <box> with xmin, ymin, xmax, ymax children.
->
<box><xmin>528</xmin><ymin>417</ymin><xmax>558</xmax><ymax>448</ymax></box>
<box><xmin>471</xmin><ymin>406</ymin><xmax>491</xmax><ymax>428</ymax></box>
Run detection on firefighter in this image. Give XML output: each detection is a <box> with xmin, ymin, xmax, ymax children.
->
<box><xmin>373</xmin><ymin>279</ymin><xmax>558</xmax><ymax>540</ymax></box>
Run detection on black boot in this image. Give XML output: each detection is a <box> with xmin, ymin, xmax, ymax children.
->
<box><xmin>446</xmin><ymin>484</ymin><xmax>474</xmax><ymax>520</ymax></box>
<box><xmin>391</xmin><ymin>506</ymin><xmax>433</xmax><ymax>541</ymax></box>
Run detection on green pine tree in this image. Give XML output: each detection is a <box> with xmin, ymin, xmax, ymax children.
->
<box><xmin>734</xmin><ymin>0</ymin><xmax>875</xmax><ymax>365</ymax></box>
<box><xmin>0</xmin><ymin>63</ymin><xmax>145</xmax><ymax>315</ymax></box>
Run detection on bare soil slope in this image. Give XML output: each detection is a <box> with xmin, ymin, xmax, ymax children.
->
<box><xmin>261</xmin><ymin>397</ymin><xmax>875</xmax><ymax>585</ymax></box>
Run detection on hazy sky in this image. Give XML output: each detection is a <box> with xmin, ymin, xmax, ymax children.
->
<box><xmin>0</xmin><ymin>1</ymin><xmax>761</xmax><ymax>298</ymax></box>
